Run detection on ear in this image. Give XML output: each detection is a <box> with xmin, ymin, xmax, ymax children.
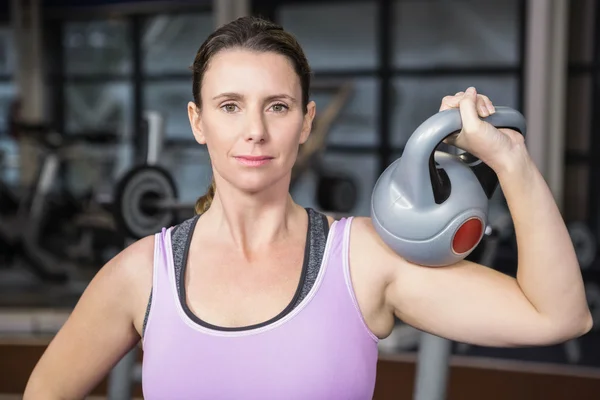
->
<box><xmin>299</xmin><ymin>100</ymin><xmax>316</xmax><ymax>145</ymax></box>
<box><xmin>188</xmin><ymin>101</ymin><xmax>206</xmax><ymax>145</ymax></box>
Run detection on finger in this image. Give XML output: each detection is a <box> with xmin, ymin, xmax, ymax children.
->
<box><xmin>476</xmin><ymin>94</ymin><xmax>491</xmax><ymax>117</ymax></box>
<box><xmin>459</xmin><ymin>87</ymin><xmax>482</xmax><ymax>133</ymax></box>
<box><xmin>479</xmin><ymin>94</ymin><xmax>495</xmax><ymax>114</ymax></box>
<box><xmin>439</xmin><ymin>94</ymin><xmax>461</xmax><ymax>111</ymax></box>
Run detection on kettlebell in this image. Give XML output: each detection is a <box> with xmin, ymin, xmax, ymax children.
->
<box><xmin>371</xmin><ymin>106</ymin><xmax>527</xmax><ymax>266</ymax></box>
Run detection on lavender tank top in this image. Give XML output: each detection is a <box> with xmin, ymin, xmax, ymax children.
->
<box><xmin>141</xmin><ymin>211</ymin><xmax>379</xmax><ymax>400</ymax></box>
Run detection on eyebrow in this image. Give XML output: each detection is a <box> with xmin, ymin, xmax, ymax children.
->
<box><xmin>212</xmin><ymin>92</ymin><xmax>298</xmax><ymax>103</ymax></box>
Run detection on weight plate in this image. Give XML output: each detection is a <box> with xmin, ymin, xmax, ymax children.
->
<box><xmin>114</xmin><ymin>165</ymin><xmax>178</xmax><ymax>239</ymax></box>
<box><xmin>568</xmin><ymin>221</ymin><xmax>597</xmax><ymax>269</ymax></box>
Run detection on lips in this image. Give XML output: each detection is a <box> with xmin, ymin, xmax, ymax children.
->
<box><xmin>235</xmin><ymin>155</ymin><xmax>273</xmax><ymax>161</ymax></box>
<box><xmin>235</xmin><ymin>155</ymin><xmax>274</xmax><ymax>166</ymax></box>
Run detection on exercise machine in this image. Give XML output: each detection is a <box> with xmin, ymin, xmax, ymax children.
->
<box><xmin>0</xmin><ymin>123</ymin><xmax>119</xmax><ymax>290</ymax></box>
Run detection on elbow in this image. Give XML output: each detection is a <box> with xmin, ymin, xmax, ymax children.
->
<box><xmin>580</xmin><ymin>310</ymin><xmax>594</xmax><ymax>336</ymax></box>
<box><xmin>571</xmin><ymin>308</ymin><xmax>594</xmax><ymax>338</ymax></box>
<box><xmin>550</xmin><ymin>310</ymin><xmax>594</xmax><ymax>343</ymax></box>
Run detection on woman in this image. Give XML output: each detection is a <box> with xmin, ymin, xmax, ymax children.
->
<box><xmin>25</xmin><ymin>16</ymin><xmax>592</xmax><ymax>400</ymax></box>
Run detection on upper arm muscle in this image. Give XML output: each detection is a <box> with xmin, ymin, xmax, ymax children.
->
<box><xmin>353</xmin><ymin>217</ymin><xmax>559</xmax><ymax>348</ymax></box>
<box><xmin>387</xmin><ymin>258</ymin><xmax>556</xmax><ymax>347</ymax></box>
<box><xmin>24</xmin><ymin>235</ymin><xmax>155</xmax><ymax>399</ymax></box>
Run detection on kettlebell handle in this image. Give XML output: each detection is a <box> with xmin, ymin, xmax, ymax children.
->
<box><xmin>394</xmin><ymin>106</ymin><xmax>527</xmax><ymax>206</ymax></box>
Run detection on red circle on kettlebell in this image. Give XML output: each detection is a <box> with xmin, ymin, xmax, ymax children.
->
<box><xmin>452</xmin><ymin>218</ymin><xmax>483</xmax><ymax>254</ymax></box>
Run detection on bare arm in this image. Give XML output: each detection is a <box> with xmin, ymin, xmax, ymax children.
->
<box><xmin>24</xmin><ymin>236</ymin><xmax>155</xmax><ymax>399</ymax></box>
<box><xmin>351</xmin><ymin>88</ymin><xmax>592</xmax><ymax>346</ymax></box>
<box><xmin>352</xmin><ymin>134</ymin><xmax>592</xmax><ymax>348</ymax></box>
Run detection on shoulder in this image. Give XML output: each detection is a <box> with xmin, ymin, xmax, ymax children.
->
<box><xmin>348</xmin><ymin>216</ymin><xmax>412</xmax><ymax>292</ymax></box>
<box><xmin>110</xmin><ymin>234</ymin><xmax>156</xmax><ymax>276</ymax></box>
<box><xmin>321</xmin><ymin>214</ymin><xmax>391</xmax><ymax>257</ymax></box>
<box><xmin>93</xmin><ymin>234</ymin><xmax>156</xmax><ymax>325</ymax></box>
<box><xmin>348</xmin><ymin>216</ymin><xmax>393</xmax><ymax>257</ymax></box>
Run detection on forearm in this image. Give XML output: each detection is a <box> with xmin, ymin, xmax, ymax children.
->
<box><xmin>497</xmin><ymin>145</ymin><xmax>592</xmax><ymax>333</ymax></box>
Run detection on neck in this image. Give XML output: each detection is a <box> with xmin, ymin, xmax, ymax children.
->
<box><xmin>202</xmin><ymin>175</ymin><xmax>307</xmax><ymax>254</ymax></box>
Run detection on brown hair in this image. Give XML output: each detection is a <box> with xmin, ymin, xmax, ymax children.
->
<box><xmin>191</xmin><ymin>16</ymin><xmax>312</xmax><ymax>214</ymax></box>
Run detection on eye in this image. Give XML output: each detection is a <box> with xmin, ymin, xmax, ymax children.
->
<box><xmin>270</xmin><ymin>103</ymin><xmax>289</xmax><ymax>113</ymax></box>
<box><xmin>221</xmin><ymin>103</ymin><xmax>239</xmax><ymax>113</ymax></box>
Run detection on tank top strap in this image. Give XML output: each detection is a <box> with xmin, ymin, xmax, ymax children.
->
<box><xmin>325</xmin><ymin>215</ymin><xmax>351</xmax><ymax>260</ymax></box>
<box><xmin>319</xmin><ymin>215</ymin><xmax>380</xmax><ymax>344</ymax></box>
<box><xmin>142</xmin><ymin>226</ymin><xmax>179</xmax><ymax>348</ymax></box>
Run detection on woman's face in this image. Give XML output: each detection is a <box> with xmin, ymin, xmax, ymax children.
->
<box><xmin>188</xmin><ymin>49</ymin><xmax>316</xmax><ymax>194</ymax></box>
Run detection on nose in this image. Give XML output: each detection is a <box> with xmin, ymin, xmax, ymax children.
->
<box><xmin>244</xmin><ymin>108</ymin><xmax>268</xmax><ymax>143</ymax></box>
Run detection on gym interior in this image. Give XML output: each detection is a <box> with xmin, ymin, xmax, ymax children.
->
<box><xmin>0</xmin><ymin>0</ymin><xmax>599</xmax><ymax>399</ymax></box>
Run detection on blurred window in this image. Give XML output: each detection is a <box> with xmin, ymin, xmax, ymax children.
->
<box><xmin>65</xmin><ymin>82</ymin><xmax>133</xmax><ymax>135</ymax></box>
<box><xmin>142</xmin><ymin>13</ymin><xmax>213</xmax><ymax>75</ymax></box>
<box><xmin>392</xmin><ymin>0</ymin><xmax>521</xmax><ymax>68</ymax></box>
<box><xmin>143</xmin><ymin>80</ymin><xmax>193</xmax><ymax>139</ymax></box>
<box><xmin>0</xmin><ymin>82</ymin><xmax>16</xmax><ymax>131</ymax></box>
<box><xmin>277</xmin><ymin>2</ymin><xmax>378</xmax><ymax>71</ymax></box>
<box><xmin>311</xmin><ymin>78</ymin><xmax>379</xmax><ymax>147</ymax></box>
<box><xmin>64</xmin><ymin>19</ymin><xmax>132</xmax><ymax>75</ymax></box>
<box><xmin>0</xmin><ymin>26</ymin><xmax>15</xmax><ymax>75</ymax></box>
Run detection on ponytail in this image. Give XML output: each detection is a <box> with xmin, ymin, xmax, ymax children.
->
<box><xmin>195</xmin><ymin>178</ymin><xmax>216</xmax><ymax>214</ymax></box>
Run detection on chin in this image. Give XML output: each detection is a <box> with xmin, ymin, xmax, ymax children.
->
<box><xmin>229</xmin><ymin>171</ymin><xmax>288</xmax><ymax>194</ymax></box>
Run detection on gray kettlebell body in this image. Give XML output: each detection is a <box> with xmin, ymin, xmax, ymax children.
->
<box><xmin>371</xmin><ymin>107</ymin><xmax>527</xmax><ymax>267</ymax></box>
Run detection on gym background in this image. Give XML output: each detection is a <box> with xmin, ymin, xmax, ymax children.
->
<box><xmin>0</xmin><ymin>0</ymin><xmax>598</xmax><ymax>399</ymax></box>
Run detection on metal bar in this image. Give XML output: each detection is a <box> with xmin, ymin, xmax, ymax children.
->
<box><xmin>547</xmin><ymin>0</ymin><xmax>570</xmax><ymax>213</ymax></box>
<box><xmin>413</xmin><ymin>333</ymin><xmax>453</xmax><ymax>400</ymax></box>
<box><xmin>144</xmin><ymin>111</ymin><xmax>165</xmax><ymax>166</ymax></box>
<box><xmin>517</xmin><ymin>0</ymin><xmax>527</xmax><ymax>113</ymax></box>
<box><xmin>523</xmin><ymin>0</ymin><xmax>552</xmax><ymax>179</ymax></box>
<box><xmin>107</xmin><ymin>344</ymin><xmax>138</xmax><ymax>400</ymax></box>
